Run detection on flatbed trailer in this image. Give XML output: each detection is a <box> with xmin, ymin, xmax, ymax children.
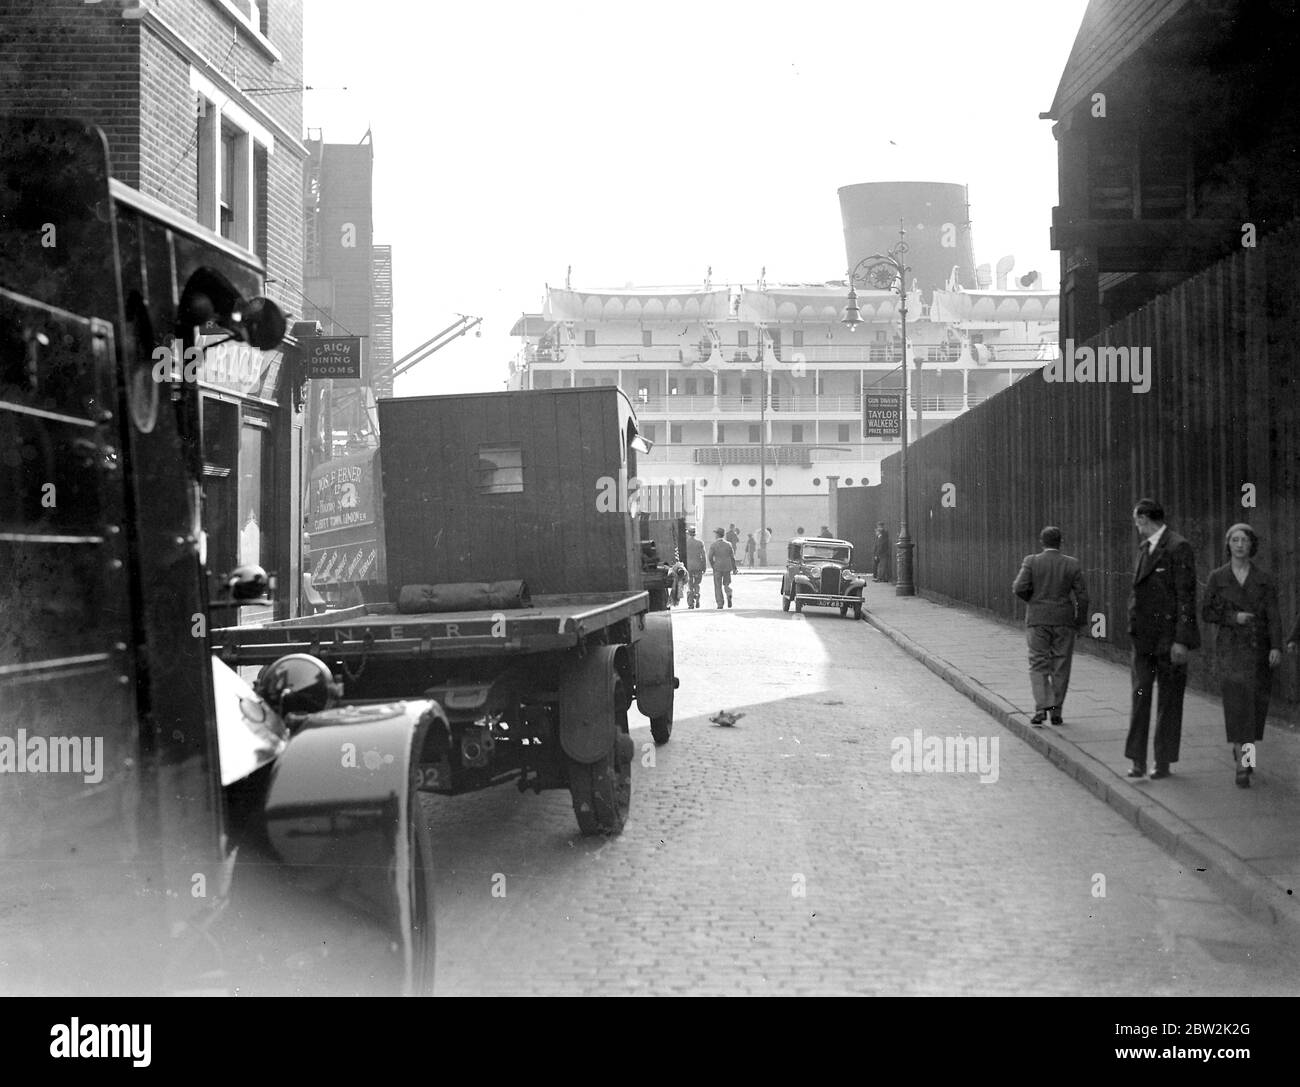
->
<box><xmin>214</xmin><ymin>591</ymin><xmax>651</xmax><ymax>663</ymax></box>
<box><xmin>213</xmin><ymin>582</ymin><xmax>675</xmax><ymax>835</ymax></box>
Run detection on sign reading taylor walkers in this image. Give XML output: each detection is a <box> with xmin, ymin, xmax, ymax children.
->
<box><xmin>306</xmin><ymin>337</ymin><xmax>362</xmax><ymax>379</ymax></box>
<box><xmin>863</xmin><ymin>393</ymin><xmax>902</xmax><ymax>439</ymax></box>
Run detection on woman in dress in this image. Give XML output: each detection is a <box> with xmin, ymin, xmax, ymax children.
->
<box><xmin>1201</xmin><ymin>523</ymin><xmax>1283</xmax><ymax>787</ymax></box>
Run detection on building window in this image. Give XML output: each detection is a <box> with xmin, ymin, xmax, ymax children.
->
<box><xmin>685</xmin><ymin>378</ymin><xmax>697</xmax><ymax>396</ymax></box>
<box><xmin>670</xmin><ymin>423</ymin><xmax>682</xmax><ymax>444</ymax></box>
<box><xmin>791</xmin><ymin>424</ymin><xmax>803</xmax><ymax>443</ymax></box>
<box><xmin>717</xmin><ymin>424</ymin><xmax>726</xmax><ymax>442</ymax></box>
<box><xmin>643</xmin><ymin>329</ymin><xmax>653</xmax><ymax>347</ymax></box>
<box><xmin>748</xmin><ymin>424</ymin><xmax>760</xmax><ymax>443</ymax></box>
<box><xmin>253</xmin><ymin>144</ymin><xmax>268</xmax><ymax>261</ymax></box>
<box><xmin>192</xmin><ymin>70</ymin><xmax>272</xmax><ymax>250</ymax></box>
<box><xmin>793</xmin><ymin>330</ymin><xmax>804</xmax><ymax>348</ymax></box>
<box><xmin>584</xmin><ymin>330</ymin><xmax>596</xmax><ymax>347</ymax></box>
<box><xmin>703</xmin><ymin>376</ymin><xmax>714</xmax><ymax>395</ymax></box>
<box><xmin>477</xmin><ymin>444</ymin><xmax>524</xmax><ymax>494</ymax></box>
<box><xmin>838</xmin><ymin>423</ymin><xmax>850</xmax><ymax>443</ymax></box>
<box><xmin>737</xmin><ymin>330</ymin><xmax>749</xmax><ymax>348</ymax></box>
<box><xmin>219</xmin><ymin>123</ymin><xmax>238</xmax><ymax>239</ymax></box>
<box><xmin>641</xmin><ymin>424</ymin><xmax>656</xmax><ymax>443</ymax></box>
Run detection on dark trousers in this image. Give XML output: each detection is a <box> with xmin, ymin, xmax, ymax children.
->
<box><xmin>1125</xmin><ymin>648</ymin><xmax>1188</xmax><ymax>766</ymax></box>
<box><xmin>712</xmin><ymin>570</ymin><xmax>732</xmax><ymax>607</ymax></box>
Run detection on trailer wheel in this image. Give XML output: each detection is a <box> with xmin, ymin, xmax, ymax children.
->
<box><xmin>568</xmin><ymin>683</ymin><xmax>632</xmax><ymax>836</ymax></box>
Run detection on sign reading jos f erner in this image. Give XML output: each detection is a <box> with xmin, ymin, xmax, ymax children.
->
<box><xmin>306</xmin><ymin>336</ymin><xmax>362</xmax><ymax>379</ymax></box>
<box><xmin>863</xmin><ymin>393</ymin><xmax>901</xmax><ymax>439</ymax></box>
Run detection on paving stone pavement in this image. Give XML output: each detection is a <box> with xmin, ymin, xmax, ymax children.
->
<box><xmin>861</xmin><ymin>588</ymin><xmax>1300</xmax><ymax>944</ymax></box>
<box><xmin>423</xmin><ymin>573</ymin><xmax>1300</xmax><ymax>996</ymax></box>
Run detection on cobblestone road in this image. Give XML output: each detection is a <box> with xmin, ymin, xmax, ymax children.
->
<box><xmin>425</xmin><ymin>574</ymin><xmax>1300</xmax><ymax>996</ymax></box>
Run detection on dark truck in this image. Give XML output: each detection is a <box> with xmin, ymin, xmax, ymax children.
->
<box><xmin>0</xmin><ymin>117</ymin><xmax>436</xmax><ymax>995</ymax></box>
<box><xmin>211</xmin><ymin>387</ymin><xmax>679</xmax><ymax>835</ymax></box>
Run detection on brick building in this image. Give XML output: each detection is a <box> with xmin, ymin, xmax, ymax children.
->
<box><xmin>0</xmin><ymin>0</ymin><xmax>309</xmax><ymax>616</ymax></box>
<box><xmin>0</xmin><ymin>0</ymin><xmax>305</xmax><ymax>309</ymax></box>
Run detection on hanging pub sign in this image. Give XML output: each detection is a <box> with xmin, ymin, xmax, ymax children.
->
<box><xmin>305</xmin><ymin>336</ymin><xmax>362</xmax><ymax>379</ymax></box>
<box><xmin>863</xmin><ymin>393</ymin><xmax>902</xmax><ymax>439</ymax></box>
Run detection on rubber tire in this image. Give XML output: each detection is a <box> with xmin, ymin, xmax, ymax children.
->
<box><xmin>404</xmin><ymin>801</ymin><xmax>437</xmax><ymax>996</ymax></box>
<box><xmin>839</xmin><ymin>604</ymin><xmax>849</xmax><ymax>618</ymax></box>
<box><xmin>568</xmin><ymin>685</ymin><xmax>632</xmax><ymax>836</ymax></box>
<box><xmin>853</xmin><ymin>603</ymin><xmax>863</xmax><ymax>621</ymax></box>
<box><xmin>795</xmin><ymin>600</ymin><xmax>804</xmax><ymax>612</ymax></box>
<box><xmin>650</xmin><ymin>713</ymin><xmax>672</xmax><ymax>745</ymax></box>
<box><xmin>781</xmin><ymin>593</ymin><xmax>791</xmax><ymax>612</ymax></box>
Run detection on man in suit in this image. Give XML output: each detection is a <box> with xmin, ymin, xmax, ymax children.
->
<box><xmin>873</xmin><ymin>521</ymin><xmax>892</xmax><ymax>582</ymax></box>
<box><xmin>1125</xmin><ymin>498</ymin><xmax>1201</xmax><ymax>779</ymax></box>
<box><xmin>707</xmin><ymin>527</ymin><xmax>737</xmax><ymax>609</ymax></box>
<box><xmin>1012</xmin><ymin>526</ymin><xmax>1090</xmax><ymax>725</ymax></box>
<box><xmin>684</xmin><ymin>526</ymin><xmax>707</xmax><ymax>609</ymax></box>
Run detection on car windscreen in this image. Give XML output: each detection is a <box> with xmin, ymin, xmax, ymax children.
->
<box><xmin>803</xmin><ymin>546</ymin><xmax>849</xmax><ymax>562</ymax></box>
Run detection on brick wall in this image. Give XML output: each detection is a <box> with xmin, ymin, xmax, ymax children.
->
<box><xmin>0</xmin><ymin>0</ymin><xmax>303</xmax><ymax>308</ymax></box>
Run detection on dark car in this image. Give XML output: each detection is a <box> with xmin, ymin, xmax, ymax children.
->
<box><xmin>781</xmin><ymin>537</ymin><xmax>867</xmax><ymax>619</ymax></box>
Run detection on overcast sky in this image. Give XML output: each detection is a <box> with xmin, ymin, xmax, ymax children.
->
<box><xmin>302</xmin><ymin>0</ymin><xmax>1090</xmax><ymax>397</ymax></box>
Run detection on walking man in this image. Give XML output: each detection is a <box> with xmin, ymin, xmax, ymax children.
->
<box><xmin>708</xmin><ymin>527</ymin><xmax>736</xmax><ymax>609</ymax></box>
<box><xmin>725</xmin><ymin>523</ymin><xmax>741</xmax><ymax>557</ymax></box>
<box><xmin>1012</xmin><ymin>526</ymin><xmax>1089</xmax><ymax>726</ymax></box>
<box><xmin>744</xmin><ymin>532</ymin><xmax>757</xmax><ymax>568</ymax></box>
<box><xmin>684</xmin><ymin>526</ymin><xmax>706</xmax><ymax>609</ymax></box>
<box><xmin>1125</xmin><ymin>498</ymin><xmax>1200</xmax><ymax>779</ymax></box>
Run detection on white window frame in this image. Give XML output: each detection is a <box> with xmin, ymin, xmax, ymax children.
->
<box><xmin>191</xmin><ymin>67</ymin><xmax>274</xmax><ymax>250</ymax></box>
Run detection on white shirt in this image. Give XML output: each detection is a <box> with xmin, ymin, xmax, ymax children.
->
<box><xmin>1145</xmin><ymin>523</ymin><xmax>1167</xmax><ymax>551</ymax></box>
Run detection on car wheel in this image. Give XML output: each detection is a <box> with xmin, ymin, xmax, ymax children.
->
<box><xmin>795</xmin><ymin>600</ymin><xmax>803</xmax><ymax>613</ymax></box>
<box><xmin>781</xmin><ymin>593</ymin><xmax>791</xmax><ymax>612</ymax></box>
<box><xmin>853</xmin><ymin>602</ymin><xmax>863</xmax><ymax>621</ymax></box>
<box><xmin>839</xmin><ymin>604</ymin><xmax>849</xmax><ymax>618</ymax></box>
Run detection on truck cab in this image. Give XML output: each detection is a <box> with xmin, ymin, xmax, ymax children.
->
<box><xmin>0</xmin><ymin>116</ymin><xmax>434</xmax><ymax>994</ymax></box>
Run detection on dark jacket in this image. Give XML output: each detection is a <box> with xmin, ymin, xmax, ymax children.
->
<box><xmin>1202</xmin><ymin>563</ymin><xmax>1283</xmax><ymax>673</ymax></box>
<box><xmin>1012</xmin><ymin>548</ymin><xmax>1089</xmax><ymax>627</ymax></box>
<box><xmin>708</xmin><ymin>538</ymin><xmax>736</xmax><ymax>574</ymax></box>
<box><xmin>873</xmin><ymin>530</ymin><xmax>890</xmax><ymax>559</ymax></box>
<box><xmin>1128</xmin><ymin>527</ymin><xmax>1200</xmax><ymax>653</ymax></box>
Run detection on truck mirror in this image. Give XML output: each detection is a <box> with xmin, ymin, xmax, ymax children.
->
<box><xmin>239</xmin><ymin>296</ymin><xmax>287</xmax><ymax>350</ymax></box>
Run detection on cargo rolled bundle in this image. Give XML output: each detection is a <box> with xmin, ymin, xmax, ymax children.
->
<box><xmin>396</xmin><ymin>580</ymin><xmax>532</xmax><ymax>614</ymax></box>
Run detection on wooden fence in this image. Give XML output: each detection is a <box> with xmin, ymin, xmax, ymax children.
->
<box><xmin>841</xmin><ymin>218</ymin><xmax>1300</xmax><ymax>710</ymax></box>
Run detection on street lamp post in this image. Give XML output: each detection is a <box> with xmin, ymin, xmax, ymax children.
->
<box><xmin>842</xmin><ymin>229</ymin><xmax>915</xmax><ymax>596</ymax></box>
<box><xmin>759</xmin><ymin>335</ymin><xmax>767</xmax><ymax>566</ymax></box>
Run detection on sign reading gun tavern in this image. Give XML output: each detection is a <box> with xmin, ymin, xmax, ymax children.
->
<box><xmin>307</xmin><ymin>336</ymin><xmax>362</xmax><ymax>379</ymax></box>
<box><xmin>863</xmin><ymin>393</ymin><xmax>901</xmax><ymax>439</ymax></box>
